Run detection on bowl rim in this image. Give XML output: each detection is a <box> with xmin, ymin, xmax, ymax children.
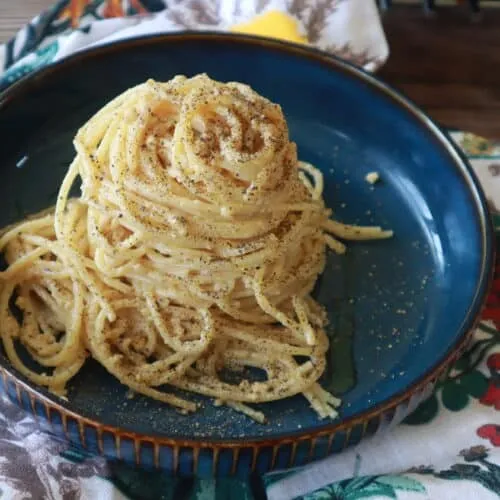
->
<box><xmin>0</xmin><ymin>31</ymin><xmax>495</xmax><ymax>448</ymax></box>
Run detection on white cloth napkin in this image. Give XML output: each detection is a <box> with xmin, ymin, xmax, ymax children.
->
<box><xmin>0</xmin><ymin>0</ymin><xmax>388</xmax><ymax>90</ymax></box>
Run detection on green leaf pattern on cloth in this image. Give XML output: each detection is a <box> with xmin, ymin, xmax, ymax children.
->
<box><xmin>298</xmin><ymin>474</ymin><xmax>426</xmax><ymax>499</ymax></box>
<box><xmin>410</xmin><ymin>446</ymin><xmax>500</xmax><ymax>498</ymax></box>
<box><xmin>2</xmin><ymin>40</ymin><xmax>59</xmax><ymax>87</ymax></box>
<box><xmin>404</xmin><ymin>322</ymin><xmax>499</xmax><ymax>425</ymax></box>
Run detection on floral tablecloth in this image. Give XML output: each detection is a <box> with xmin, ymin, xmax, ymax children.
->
<box><xmin>0</xmin><ymin>1</ymin><xmax>499</xmax><ymax>499</ymax></box>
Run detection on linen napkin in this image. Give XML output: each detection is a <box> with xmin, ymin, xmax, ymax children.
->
<box><xmin>0</xmin><ymin>0</ymin><xmax>388</xmax><ymax>91</ymax></box>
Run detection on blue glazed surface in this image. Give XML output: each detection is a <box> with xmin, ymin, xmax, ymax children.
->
<box><xmin>0</xmin><ymin>34</ymin><xmax>492</xmax><ymax>474</ymax></box>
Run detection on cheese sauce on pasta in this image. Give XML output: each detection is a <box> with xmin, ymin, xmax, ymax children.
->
<box><xmin>0</xmin><ymin>75</ymin><xmax>391</xmax><ymax>422</ymax></box>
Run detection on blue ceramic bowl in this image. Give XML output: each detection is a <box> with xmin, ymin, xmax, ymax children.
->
<box><xmin>0</xmin><ymin>33</ymin><xmax>493</xmax><ymax>477</ymax></box>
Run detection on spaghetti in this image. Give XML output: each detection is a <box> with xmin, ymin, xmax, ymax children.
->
<box><xmin>0</xmin><ymin>75</ymin><xmax>392</xmax><ymax>422</ymax></box>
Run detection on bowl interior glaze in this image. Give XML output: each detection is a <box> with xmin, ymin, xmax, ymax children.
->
<box><xmin>0</xmin><ymin>34</ymin><xmax>491</xmax><ymax>443</ymax></box>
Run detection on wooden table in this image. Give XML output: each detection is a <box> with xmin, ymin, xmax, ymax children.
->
<box><xmin>1</xmin><ymin>2</ymin><xmax>499</xmax><ymax>138</ymax></box>
<box><xmin>0</xmin><ymin>1</ymin><xmax>53</xmax><ymax>43</ymax></box>
<box><xmin>379</xmin><ymin>6</ymin><xmax>500</xmax><ymax>139</ymax></box>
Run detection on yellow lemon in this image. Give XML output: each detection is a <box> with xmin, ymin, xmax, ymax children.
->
<box><xmin>231</xmin><ymin>10</ymin><xmax>308</xmax><ymax>45</ymax></box>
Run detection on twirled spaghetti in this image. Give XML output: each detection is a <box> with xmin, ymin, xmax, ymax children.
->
<box><xmin>0</xmin><ymin>75</ymin><xmax>391</xmax><ymax>422</ymax></box>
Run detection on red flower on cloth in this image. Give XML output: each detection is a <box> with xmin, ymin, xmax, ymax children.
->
<box><xmin>479</xmin><ymin>353</ymin><xmax>500</xmax><ymax>410</ymax></box>
<box><xmin>477</xmin><ymin>425</ymin><xmax>500</xmax><ymax>447</ymax></box>
<box><xmin>103</xmin><ymin>0</ymin><xmax>147</xmax><ymax>18</ymax></box>
<box><xmin>59</xmin><ymin>0</ymin><xmax>148</xmax><ymax>28</ymax></box>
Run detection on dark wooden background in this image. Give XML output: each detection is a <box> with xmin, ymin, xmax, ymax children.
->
<box><xmin>379</xmin><ymin>5</ymin><xmax>500</xmax><ymax>139</ymax></box>
<box><xmin>1</xmin><ymin>2</ymin><xmax>499</xmax><ymax>138</ymax></box>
